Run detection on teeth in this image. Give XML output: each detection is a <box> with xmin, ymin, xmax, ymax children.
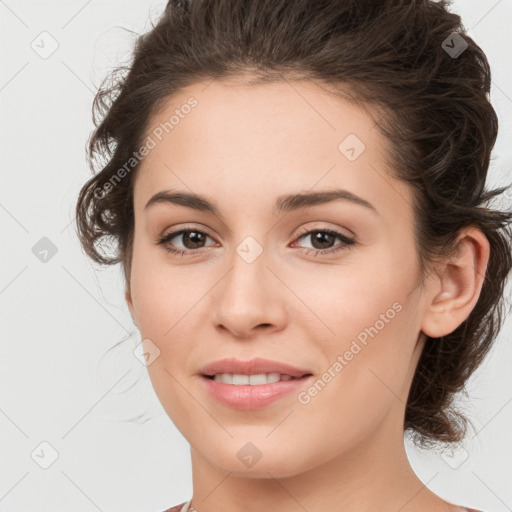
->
<box><xmin>212</xmin><ymin>373</ymin><xmax>295</xmax><ymax>385</ymax></box>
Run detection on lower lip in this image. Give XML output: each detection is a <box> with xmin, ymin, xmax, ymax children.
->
<box><xmin>200</xmin><ymin>375</ymin><xmax>314</xmax><ymax>410</ymax></box>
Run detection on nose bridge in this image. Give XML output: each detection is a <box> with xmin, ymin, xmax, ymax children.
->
<box><xmin>224</xmin><ymin>214</ymin><xmax>274</xmax><ymax>286</ymax></box>
<box><xmin>223</xmin><ymin>233</ymin><xmax>272</xmax><ymax>307</ymax></box>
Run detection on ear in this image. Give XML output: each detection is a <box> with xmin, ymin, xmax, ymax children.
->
<box><xmin>125</xmin><ymin>286</ymin><xmax>138</xmax><ymax>327</ymax></box>
<box><xmin>421</xmin><ymin>227</ymin><xmax>490</xmax><ymax>338</ymax></box>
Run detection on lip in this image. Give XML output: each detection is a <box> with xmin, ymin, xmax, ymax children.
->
<box><xmin>198</xmin><ymin>357</ymin><xmax>313</xmax><ymax>379</ymax></box>
<box><xmin>200</xmin><ymin>374</ymin><xmax>315</xmax><ymax>410</ymax></box>
<box><xmin>197</xmin><ymin>357</ymin><xmax>314</xmax><ymax>410</ymax></box>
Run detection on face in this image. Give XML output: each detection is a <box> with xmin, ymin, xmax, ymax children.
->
<box><xmin>126</xmin><ymin>78</ymin><xmax>430</xmax><ymax>477</ymax></box>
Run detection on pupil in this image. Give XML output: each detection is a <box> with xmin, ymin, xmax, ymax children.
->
<box><xmin>312</xmin><ymin>231</ymin><xmax>333</xmax><ymax>249</ymax></box>
<box><xmin>185</xmin><ymin>231</ymin><xmax>204</xmax><ymax>248</ymax></box>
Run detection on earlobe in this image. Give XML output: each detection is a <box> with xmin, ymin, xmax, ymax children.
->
<box><xmin>421</xmin><ymin>228</ymin><xmax>490</xmax><ymax>339</ymax></box>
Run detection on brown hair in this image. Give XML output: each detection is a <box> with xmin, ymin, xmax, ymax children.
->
<box><xmin>76</xmin><ymin>0</ymin><xmax>512</xmax><ymax>449</ymax></box>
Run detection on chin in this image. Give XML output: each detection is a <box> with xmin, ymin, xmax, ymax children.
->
<box><xmin>199</xmin><ymin>442</ymin><xmax>317</xmax><ymax>480</ymax></box>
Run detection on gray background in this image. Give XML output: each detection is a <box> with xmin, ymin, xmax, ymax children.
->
<box><xmin>0</xmin><ymin>1</ymin><xmax>511</xmax><ymax>511</ymax></box>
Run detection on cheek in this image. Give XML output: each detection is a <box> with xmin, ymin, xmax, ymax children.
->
<box><xmin>129</xmin><ymin>239</ymin><xmax>205</xmax><ymax>338</ymax></box>
<box><xmin>289</xmin><ymin>249</ymin><xmax>417</xmax><ymax>344</ymax></box>
<box><xmin>289</xmin><ymin>252</ymin><xmax>420</xmax><ymax>406</ymax></box>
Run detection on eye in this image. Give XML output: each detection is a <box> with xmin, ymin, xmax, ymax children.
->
<box><xmin>156</xmin><ymin>226</ymin><xmax>356</xmax><ymax>258</ymax></box>
<box><xmin>156</xmin><ymin>228</ymin><xmax>216</xmax><ymax>257</ymax></box>
<box><xmin>292</xmin><ymin>227</ymin><xmax>356</xmax><ymax>256</ymax></box>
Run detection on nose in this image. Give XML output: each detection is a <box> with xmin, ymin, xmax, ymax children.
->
<box><xmin>209</xmin><ymin>246</ymin><xmax>287</xmax><ymax>339</ymax></box>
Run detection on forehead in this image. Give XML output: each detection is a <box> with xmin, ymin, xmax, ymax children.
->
<box><xmin>133</xmin><ymin>78</ymin><xmax>410</xmax><ymax>221</ymax></box>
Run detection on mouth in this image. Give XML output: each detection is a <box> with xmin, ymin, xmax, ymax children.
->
<box><xmin>199</xmin><ymin>373</ymin><xmax>315</xmax><ymax>410</ymax></box>
<box><xmin>197</xmin><ymin>358</ymin><xmax>314</xmax><ymax>409</ymax></box>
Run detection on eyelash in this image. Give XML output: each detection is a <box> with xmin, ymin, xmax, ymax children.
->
<box><xmin>156</xmin><ymin>226</ymin><xmax>356</xmax><ymax>258</ymax></box>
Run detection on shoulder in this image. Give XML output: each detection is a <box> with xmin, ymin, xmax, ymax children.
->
<box><xmin>161</xmin><ymin>503</ymin><xmax>187</xmax><ymax>512</ymax></box>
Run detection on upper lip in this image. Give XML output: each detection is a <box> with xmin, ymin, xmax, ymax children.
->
<box><xmin>199</xmin><ymin>358</ymin><xmax>313</xmax><ymax>378</ymax></box>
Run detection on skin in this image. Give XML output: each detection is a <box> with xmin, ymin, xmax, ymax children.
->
<box><xmin>125</xmin><ymin>78</ymin><xmax>490</xmax><ymax>512</ymax></box>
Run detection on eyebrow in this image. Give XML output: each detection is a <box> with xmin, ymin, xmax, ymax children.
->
<box><xmin>144</xmin><ymin>189</ymin><xmax>378</xmax><ymax>216</ymax></box>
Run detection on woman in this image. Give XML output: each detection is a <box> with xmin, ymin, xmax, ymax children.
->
<box><xmin>75</xmin><ymin>0</ymin><xmax>511</xmax><ymax>510</ymax></box>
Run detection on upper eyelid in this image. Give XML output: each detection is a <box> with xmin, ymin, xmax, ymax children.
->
<box><xmin>294</xmin><ymin>224</ymin><xmax>354</xmax><ymax>239</ymax></box>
